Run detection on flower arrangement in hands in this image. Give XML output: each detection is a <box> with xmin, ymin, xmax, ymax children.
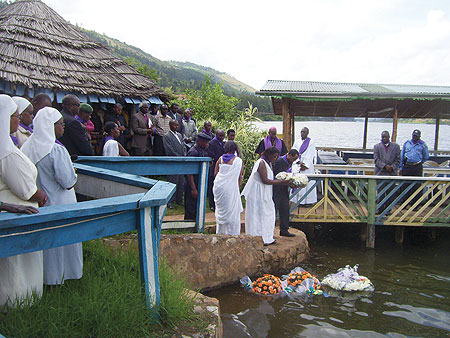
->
<box><xmin>275</xmin><ymin>172</ymin><xmax>309</xmax><ymax>188</ymax></box>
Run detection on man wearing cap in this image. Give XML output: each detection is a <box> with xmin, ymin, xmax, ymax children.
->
<box><xmin>184</xmin><ymin>132</ymin><xmax>212</xmax><ymax>220</ymax></box>
<box><xmin>400</xmin><ymin>129</ymin><xmax>429</xmax><ymax>177</ymax></box>
<box><xmin>255</xmin><ymin>127</ymin><xmax>288</xmax><ymax>156</ymax></box>
<box><xmin>59</xmin><ymin>94</ymin><xmax>94</xmax><ymax>156</ymax></box>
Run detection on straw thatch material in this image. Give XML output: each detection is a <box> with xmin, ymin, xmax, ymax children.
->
<box><xmin>0</xmin><ymin>0</ymin><xmax>167</xmax><ymax>100</ymax></box>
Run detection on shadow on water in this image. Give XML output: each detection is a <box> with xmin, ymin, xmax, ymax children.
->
<box><xmin>206</xmin><ymin>225</ymin><xmax>450</xmax><ymax>338</ymax></box>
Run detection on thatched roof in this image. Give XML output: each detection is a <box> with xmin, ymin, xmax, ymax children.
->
<box><xmin>0</xmin><ymin>0</ymin><xmax>167</xmax><ymax>102</ymax></box>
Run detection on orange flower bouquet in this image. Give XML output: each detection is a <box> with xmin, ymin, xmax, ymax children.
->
<box><xmin>286</xmin><ymin>271</ymin><xmax>321</xmax><ymax>291</ymax></box>
<box><xmin>251</xmin><ymin>274</ymin><xmax>283</xmax><ymax>296</ymax></box>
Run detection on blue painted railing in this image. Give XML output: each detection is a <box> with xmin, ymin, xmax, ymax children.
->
<box><xmin>76</xmin><ymin>156</ymin><xmax>211</xmax><ymax>232</ymax></box>
<box><xmin>0</xmin><ymin>163</ymin><xmax>176</xmax><ymax>338</ymax></box>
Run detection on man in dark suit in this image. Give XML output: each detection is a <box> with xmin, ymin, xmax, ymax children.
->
<box><xmin>207</xmin><ymin>129</ymin><xmax>225</xmax><ymax>211</ymax></box>
<box><xmin>374</xmin><ymin>130</ymin><xmax>401</xmax><ymax>212</ymax></box>
<box><xmin>131</xmin><ymin>102</ymin><xmax>153</xmax><ymax>156</ymax></box>
<box><xmin>374</xmin><ymin>130</ymin><xmax>401</xmax><ymax>176</ymax></box>
<box><xmin>273</xmin><ymin>149</ymin><xmax>299</xmax><ymax>237</ymax></box>
<box><xmin>167</xmin><ymin>103</ymin><xmax>185</xmax><ymax>137</ymax></box>
<box><xmin>59</xmin><ymin>94</ymin><xmax>94</xmax><ymax>156</ymax></box>
<box><xmin>163</xmin><ymin>119</ymin><xmax>186</xmax><ymax>208</ymax></box>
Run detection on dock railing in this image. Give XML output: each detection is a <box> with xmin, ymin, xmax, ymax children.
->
<box><xmin>76</xmin><ymin>156</ymin><xmax>211</xmax><ymax>232</ymax></box>
<box><xmin>0</xmin><ymin>156</ymin><xmax>211</xmax><ymax>336</ymax></box>
<box><xmin>290</xmin><ymin>171</ymin><xmax>450</xmax><ymax>248</ymax></box>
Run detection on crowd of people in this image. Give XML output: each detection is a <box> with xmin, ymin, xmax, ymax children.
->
<box><xmin>0</xmin><ymin>90</ymin><xmax>433</xmax><ymax>307</ymax></box>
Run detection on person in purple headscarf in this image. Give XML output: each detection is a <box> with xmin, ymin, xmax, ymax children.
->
<box><xmin>255</xmin><ymin>127</ymin><xmax>288</xmax><ymax>157</ymax></box>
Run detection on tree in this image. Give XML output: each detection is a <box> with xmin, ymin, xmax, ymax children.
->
<box><xmin>181</xmin><ymin>75</ymin><xmax>239</xmax><ymax>129</ymax></box>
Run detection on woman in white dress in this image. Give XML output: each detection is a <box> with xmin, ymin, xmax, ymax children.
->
<box><xmin>241</xmin><ymin>146</ymin><xmax>289</xmax><ymax>245</ymax></box>
<box><xmin>102</xmin><ymin>121</ymin><xmax>129</xmax><ymax>156</ymax></box>
<box><xmin>22</xmin><ymin>107</ymin><xmax>83</xmax><ymax>285</ymax></box>
<box><xmin>0</xmin><ymin>95</ymin><xmax>47</xmax><ymax>307</ymax></box>
<box><xmin>213</xmin><ymin>141</ymin><xmax>243</xmax><ymax>235</ymax></box>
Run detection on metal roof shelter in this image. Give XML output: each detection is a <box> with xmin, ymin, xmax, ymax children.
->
<box><xmin>257</xmin><ymin>80</ymin><xmax>450</xmax><ymax>151</ymax></box>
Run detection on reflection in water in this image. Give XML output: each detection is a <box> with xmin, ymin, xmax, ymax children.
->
<box><xmin>207</xmin><ymin>228</ymin><xmax>450</xmax><ymax>338</ymax></box>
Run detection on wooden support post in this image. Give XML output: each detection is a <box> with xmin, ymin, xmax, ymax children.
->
<box><xmin>434</xmin><ymin>117</ymin><xmax>440</xmax><ymax>151</ymax></box>
<box><xmin>136</xmin><ymin>207</ymin><xmax>160</xmax><ymax>310</ymax></box>
<box><xmin>289</xmin><ymin>110</ymin><xmax>295</xmax><ymax>149</ymax></box>
<box><xmin>366</xmin><ymin>179</ymin><xmax>376</xmax><ymax>248</ymax></box>
<box><xmin>282</xmin><ymin>97</ymin><xmax>291</xmax><ymax>148</ymax></box>
<box><xmin>196</xmin><ymin>161</ymin><xmax>209</xmax><ymax>233</ymax></box>
<box><xmin>363</xmin><ymin>114</ymin><xmax>369</xmax><ymax>150</ymax></box>
<box><xmin>395</xmin><ymin>226</ymin><xmax>404</xmax><ymax>245</ymax></box>
<box><xmin>392</xmin><ymin>104</ymin><xmax>398</xmax><ymax>143</ymax></box>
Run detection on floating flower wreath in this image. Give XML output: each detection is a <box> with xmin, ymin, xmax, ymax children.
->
<box><xmin>252</xmin><ymin>274</ymin><xmax>283</xmax><ymax>295</ymax></box>
<box><xmin>287</xmin><ymin>271</ymin><xmax>321</xmax><ymax>291</ymax></box>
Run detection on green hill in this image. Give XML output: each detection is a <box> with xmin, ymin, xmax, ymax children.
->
<box><xmin>81</xmin><ymin>29</ymin><xmax>273</xmax><ymax>113</ymax></box>
<box><xmin>82</xmin><ymin>29</ymin><xmax>255</xmax><ymax>95</ymax></box>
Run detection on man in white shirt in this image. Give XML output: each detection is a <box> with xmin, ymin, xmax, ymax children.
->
<box><xmin>292</xmin><ymin>127</ymin><xmax>317</xmax><ymax>205</ymax></box>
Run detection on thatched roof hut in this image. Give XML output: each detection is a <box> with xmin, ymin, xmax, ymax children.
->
<box><xmin>0</xmin><ymin>0</ymin><xmax>167</xmax><ymax>104</ymax></box>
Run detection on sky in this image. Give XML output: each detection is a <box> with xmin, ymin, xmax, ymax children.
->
<box><xmin>44</xmin><ymin>0</ymin><xmax>450</xmax><ymax>90</ymax></box>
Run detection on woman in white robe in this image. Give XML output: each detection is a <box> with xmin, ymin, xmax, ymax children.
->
<box><xmin>241</xmin><ymin>146</ymin><xmax>289</xmax><ymax>245</ymax></box>
<box><xmin>213</xmin><ymin>141</ymin><xmax>243</xmax><ymax>235</ymax></box>
<box><xmin>102</xmin><ymin>121</ymin><xmax>129</xmax><ymax>156</ymax></box>
<box><xmin>22</xmin><ymin>107</ymin><xmax>82</xmax><ymax>285</ymax></box>
<box><xmin>292</xmin><ymin>128</ymin><xmax>317</xmax><ymax>205</ymax></box>
<box><xmin>0</xmin><ymin>95</ymin><xmax>47</xmax><ymax>307</ymax></box>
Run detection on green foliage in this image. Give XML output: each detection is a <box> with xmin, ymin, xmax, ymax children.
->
<box><xmin>230</xmin><ymin>104</ymin><xmax>265</xmax><ymax>181</ymax></box>
<box><xmin>0</xmin><ymin>240</ymin><xmax>199</xmax><ymax>337</ymax></box>
<box><xmin>180</xmin><ymin>75</ymin><xmax>240</xmax><ymax>130</ymax></box>
<box><xmin>125</xmin><ymin>56</ymin><xmax>160</xmax><ymax>82</ymax></box>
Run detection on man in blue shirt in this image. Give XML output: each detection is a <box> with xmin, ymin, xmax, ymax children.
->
<box><xmin>400</xmin><ymin>129</ymin><xmax>429</xmax><ymax>177</ymax></box>
<box><xmin>400</xmin><ymin>129</ymin><xmax>429</xmax><ymax>207</ymax></box>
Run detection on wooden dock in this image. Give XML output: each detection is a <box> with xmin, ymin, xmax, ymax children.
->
<box><xmin>289</xmin><ymin>173</ymin><xmax>450</xmax><ymax>247</ymax></box>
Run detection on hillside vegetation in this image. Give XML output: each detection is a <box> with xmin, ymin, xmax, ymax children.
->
<box><xmin>81</xmin><ymin>29</ymin><xmax>273</xmax><ymax>113</ymax></box>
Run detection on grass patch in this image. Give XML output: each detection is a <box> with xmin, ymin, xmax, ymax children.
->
<box><xmin>0</xmin><ymin>240</ymin><xmax>204</xmax><ymax>337</ymax></box>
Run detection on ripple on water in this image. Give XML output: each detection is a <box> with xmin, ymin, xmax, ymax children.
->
<box><xmin>383</xmin><ymin>302</ymin><xmax>450</xmax><ymax>332</ymax></box>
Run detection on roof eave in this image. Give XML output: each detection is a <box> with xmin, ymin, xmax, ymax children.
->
<box><xmin>256</xmin><ymin>91</ymin><xmax>450</xmax><ymax>100</ymax></box>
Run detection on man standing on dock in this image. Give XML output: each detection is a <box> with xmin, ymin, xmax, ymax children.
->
<box><xmin>399</xmin><ymin>129</ymin><xmax>429</xmax><ymax>206</ymax></box>
<box><xmin>374</xmin><ymin>131</ymin><xmax>401</xmax><ymax>212</ymax></box>
<box><xmin>255</xmin><ymin>127</ymin><xmax>288</xmax><ymax>156</ymax></box>
<box><xmin>374</xmin><ymin>131</ymin><xmax>401</xmax><ymax>176</ymax></box>
<box><xmin>292</xmin><ymin>127</ymin><xmax>317</xmax><ymax>205</ymax></box>
<box><xmin>400</xmin><ymin>129</ymin><xmax>429</xmax><ymax>177</ymax></box>
<box><xmin>273</xmin><ymin>149</ymin><xmax>299</xmax><ymax>237</ymax></box>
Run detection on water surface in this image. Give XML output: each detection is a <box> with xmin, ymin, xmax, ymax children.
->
<box><xmin>207</xmin><ymin>228</ymin><xmax>450</xmax><ymax>338</ymax></box>
<box><xmin>253</xmin><ymin>121</ymin><xmax>450</xmax><ymax>150</ymax></box>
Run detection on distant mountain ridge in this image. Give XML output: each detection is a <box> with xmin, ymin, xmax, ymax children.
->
<box><xmin>81</xmin><ymin>29</ymin><xmax>256</xmax><ymax>96</ymax></box>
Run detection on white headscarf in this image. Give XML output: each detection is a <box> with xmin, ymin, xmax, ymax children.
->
<box><xmin>12</xmin><ymin>96</ymin><xmax>32</xmax><ymax>116</ymax></box>
<box><xmin>21</xmin><ymin>107</ymin><xmax>62</xmax><ymax>164</ymax></box>
<box><xmin>0</xmin><ymin>94</ymin><xmax>18</xmax><ymax>160</ymax></box>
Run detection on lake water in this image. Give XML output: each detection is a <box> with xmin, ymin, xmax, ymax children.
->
<box><xmin>253</xmin><ymin>121</ymin><xmax>450</xmax><ymax>150</ymax></box>
<box><xmin>207</xmin><ymin>227</ymin><xmax>450</xmax><ymax>338</ymax></box>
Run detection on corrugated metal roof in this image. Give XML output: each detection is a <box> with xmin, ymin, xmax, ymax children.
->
<box><xmin>258</xmin><ymin>80</ymin><xmax>450</xmax><ymax>97</ymax></box>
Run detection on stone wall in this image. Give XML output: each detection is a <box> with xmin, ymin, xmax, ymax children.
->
<box><xmin>159</xmin><ymin>228</ymin><xmax>309</xmax><ymax>291</ymax></box>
